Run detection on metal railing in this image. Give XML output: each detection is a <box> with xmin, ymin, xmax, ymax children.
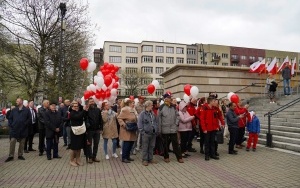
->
<box><xmin>263</xmin><ymin>97</ymin><xmax>300</xmax><ymax>147</ymax></box>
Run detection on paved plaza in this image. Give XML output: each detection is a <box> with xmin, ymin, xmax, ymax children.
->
<box><xmin>0</xmin><ymin>136</ymin><xmax>299</xmax><ymax>188</ymax></box>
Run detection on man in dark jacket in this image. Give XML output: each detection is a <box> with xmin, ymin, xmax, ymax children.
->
<box><xmin>24</xmin><ymin>100</ymin><xmax>38</xmax><ymax>153</ymax></box>
<box><xmin>85</xmin><ymin>98</ymin><xmax>103</xmax><ymax>163</ymax></box>
<box><xmin>59</xmin><ymin>99</ymin><xmax>71</xmax><ymax>149</ymax></box>
<box><xmin>38</xmin><ymin>100</ymin><xmax>49</xmax><ymax>156</ymax></box>
<box><xmin>5</xmin><ymin>98</ymin><xmax>31</xmax><ymax>162</ymax></box>
<box><xmin>226</xmin><ymin>102</ymin><xmax>244</xmax><ymax>155</ymax></box>
<box><xmin>282</xmin><ymin>64</ymin><xmax>291</xmax><ymax>96</ymax></box>
<box><xmin>44</xmin><ymin>101</ymin><xmax>63</xmax><ymax>160</ymax></box>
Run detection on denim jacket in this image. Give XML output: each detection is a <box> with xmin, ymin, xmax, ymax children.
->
<box><xmin>138</xmin><ymin>110</ymin><xmax>158</xmax><ymax>135</ymax></box>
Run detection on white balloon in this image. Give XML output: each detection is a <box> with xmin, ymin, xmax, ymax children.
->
<box><xmin>81</xmin><ymin>96</ymin><xmax>85</xmax><ymax>105</ymax></box>
<box><xmin>95</xmin><ymin>84</ymin><xmax>101</xmax><ymax>91</ymax></box>
<box><xmin>97</xmin><ymin>71</ymin><xmax>103</xmax><ymax>78</ymax></box>
<box><xmin>111</xmin><ymin>88</ymin><xmax>118</xmax><ymax>97</ymax></box>
<box><xmin>96</xmin><ymin>77</ymin><xmax>104</xmax><ymax>87</ymax></box>
<box><xmin>23</xmin><ymin>100</ymin><xmax>28</xmax><ymax>107</ymax></box>
<box><xmin>87</xmin><ymin>86</ymin><xmax>91</xmax><ymax>91</ymax></box>
<box><xmin>190</xmin><ymin>86</ymin><xmax>199</xmax><ymax>98</ymax></box>
<box><xmin>102</xmin><ymin>84</ymin><xmax>107</xmax><ymax>91</ymax></box>
<box><xmin>134</xmin><ymin>98</ymin><xmax>139</xmax><ymax>106</ymax></box>
<box><xmin>87</xmin><ymin>61</ymin><xmax>97</xmax><ymax>73</ymax></box>
<box><xmin>227</xmin><ymin>92</ymin><xmax>235</xmax><ymax>101</ymax></box>
<box><xmin>152</xmin><ymin>80</ymin><xmax>160</xmax><ymax>89</ymax></box>
<box><xmin>92</xmin><ymin>95</ymin><xmax>99</xmax><ymax>104</ymax></box>
<box><xmin>89</xmin><ymin>84</ymin><xmax>97</xmax><ymax>93</ymax></box>
<box><xmin>183</xmin><ymin>94</ymin><xmax>190</xmax><ymax>103</ymax></box>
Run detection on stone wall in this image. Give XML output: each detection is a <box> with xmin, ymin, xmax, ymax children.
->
<box><xmin>161</xmin><ymin>65</ymin><xmax>300</xmax><ymax>100</ymax></box>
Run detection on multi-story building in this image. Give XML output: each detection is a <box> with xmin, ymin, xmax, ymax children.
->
<box><xmin>96</xmin><ymin>40</ymin><xmax>300</xmax><ymax>97</ymax></box>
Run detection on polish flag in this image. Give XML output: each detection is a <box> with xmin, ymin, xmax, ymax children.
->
<box><xmin>267</xmin><ymin>57</ymin><xmax>277</xmax><ymax>75</ymax></box>
<box><xmin>249</xmin><ymin>59</ymin><xmax>265</xmax><ymax>73</ymax></box>
<box><xmin>291</xmin><ymin>57</ymin><xmax>297</xmax><ymax>76</ymax></box>
<box><xmin>277</xmin><ymin>56</ymin><xmax>289</xmax><ymax>73</ymax></box>
<box><xmin>258</xmin><ymin>60</ymin><xmax>269</xmax><ymax>74</ymax></box>
<box><xmin>249</xmin><ymin>61</ymin><xmax>261</xmax><ymax>73</ymax></box>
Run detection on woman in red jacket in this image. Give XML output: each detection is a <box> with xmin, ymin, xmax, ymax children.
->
<box><xmin>234</xmin><ymin>101</ymin><xmax>251</xmax><ymax>149</ymax></box>
<box><xmin>195</xmin><ymin>97</ymin><xmax>206</xmax><ymax>154</ymax></box>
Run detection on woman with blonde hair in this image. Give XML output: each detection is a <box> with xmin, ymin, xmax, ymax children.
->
<box><xmin>102</xmin><ymin>102</ymin><xmax>119</xmax><ymax>160</ymax></box>
<box><xmin>69</xmin><ymin>101</ymin><xmax>86</xmax><ymax>167</ymax></box>
<box><xmin>117</xmin><ymin>98</ymin><xmax>138</xmax><ymax>163</ymax></box>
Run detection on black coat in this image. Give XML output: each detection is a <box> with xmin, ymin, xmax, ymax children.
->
<box><xmin>59</xmin><ymin>105</ymin><xmax>71</xmax><ymax>127</ymax></box>
<box><xmin>44</xmin><ymin>110</ymin><xmax>63</xmax><ymax>139</ymax></box>
<box><xmin>85</xmin><ymin>106</ymin><xmax>103</xmax><ymax>131</ymax></box>
<box><xmin>8</xmin><ymin>106</ymin><xmax>31</xmax><ymax>139</ymax></box>
<box><xmin>38</xmin><ymin>107</ymin><xmax>48</xmax><ymax>129</ymax></box>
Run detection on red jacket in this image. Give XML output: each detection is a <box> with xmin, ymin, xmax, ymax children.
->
<box><xmin>187</xmin><ymin>103</ymin><xmax>196</xmax><ymax>127</ymax></box>
<box><xmin>234</xmin><ymin>106</ymin><xmax>250</xmax><ymax>128</ymax></box>
<box><xmin>200</xmin><ymin>104</ymin><xmax>225</xmax><ymax>132</ymax></box>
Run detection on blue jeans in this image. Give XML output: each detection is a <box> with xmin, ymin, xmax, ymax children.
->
<box><xmin>283</xmin><ymin>79</ymin><xmax>291</xmax><ymax>95</ymax></box>
<box><xmin>122</xmin><ymin>141</ymin><xmax>134</xmax><ymax>160</ymax></box>
<box><xmin>103</xmin><ymin>138</ymin><xmax>117</xmax><ymax>155</ymax></box>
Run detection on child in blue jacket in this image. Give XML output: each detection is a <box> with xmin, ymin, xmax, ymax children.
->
<box><xmin>246</xmin><ymin>111</ymin><xmax>260</xmax><ymax>151</ymax></box>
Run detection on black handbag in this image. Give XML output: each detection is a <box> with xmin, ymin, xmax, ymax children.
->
<box><xmin>125</xmin><ymin>122</ymin><xmax>138</xmax><ymax>132</ymax></box>
<box><xmin>215</xmin><ymin>128</ymin><xmax>224</xmax><ymax>144</ymax></box>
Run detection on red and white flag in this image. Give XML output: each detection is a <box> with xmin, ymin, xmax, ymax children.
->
<box><xmin>267</xmin><ymin>57</ymin><xmax>277</xmax><ymax>75</ymax></box>
<box><xmin>249</xmin><ymin>59</ymin><xmax>265</xmax><ymax>73</ymax></box>
<box><xmin>277</xmin><ymin>56</ymin><xmax>289</xmax><ymax>73</ymax></box>
<box><xmin>291</xmin><ymin>57</ymin><xmax>297</xmax><ymax>76</ymax></box>
<box><xmin>249</xmin><ymin>60</ymin><xmax>261</xmax><ymax>73</ymax></box>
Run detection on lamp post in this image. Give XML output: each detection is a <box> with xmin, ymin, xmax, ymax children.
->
<box><xmin>58</xmin><ymin>2</ymin><xmax>67</xmax><ymax>103</ymax></box>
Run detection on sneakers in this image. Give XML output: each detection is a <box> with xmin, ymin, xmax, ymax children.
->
<box><xmin>112</xmin><ymin>153</ymin><xmax>118</xmax><ymax>158</ymax></box>
<box><xmin>105</xmin><ymin>155</ymin><xmax>110</xmax><ymax>160</ymax></box>
<box><xmin>5</xmin><ymin>157</ymin><xmax>13</xmax><ymax>162</ymax></box>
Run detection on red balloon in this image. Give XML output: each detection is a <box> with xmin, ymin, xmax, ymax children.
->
<box><xmin>2</xmin><ymin>108</ymin><xmax>6</xmax><ymax>115</ymax></box>
<box><xmin>114</xmin><ymin>65</ymin><xmax>119</xmax><ymax>72</ymax></box>
<box><xmin>83</xmin><ymin>90</ymin><xmax>90</xmax><ymax>99</ymax></box>
<box><xmin>104</xmin><ymin>62</ymin><xmax>109</xmax><ymax>68</ymax></box>
<box><xmin>112</xmin><ymin>82</ymin><xmax>119</xmax><ymax>89</ymax></box>
<box><xmin>105</xmin><ymin>90</ymin><xmax>111</xmax><ymax>98</ymax></box>
<box><xmin>80</xmin><ymin>58</ymin><xmax>89</xmax><ymax>70</ymax></box>
<box><xmin>95</xmin><ymin>92</ymin><xmax>101</xmax><ymax>99</ymax></box>
<box><xmin>184</xmin><ymin>84</ymin><xmax>192</xmax><ymax>96</ymax></box>
<box><xmin>100</xmin><ymin>91</ymin><xmax>106</xmax><ymax>99</ymax></box>
<box><xmin>230</xmin><ymin>94</ymin><xmax>240</xmax><ymax>104</ymax></box>
<box><xmin>100</xmin><ymin>66</ymin><xmax>104</xmax><ymax>71</ymax></box>
<box><xmin>114</xmin><ymin>75</ymin><xmax>119</xmax><ymax>82</ymax></box>
<box><xmin>129</xmin><ymin>95</ymin><xmax>135</xmax><ymax>100</ymax></box>
<box><xmin>147</xmin><ymin>84</ymin><xmax>155</xmax><ymax>94</ymax></box>
<box><xmin>108</xmin><ymin>64</ymin><xmax>114</xmax><ymax>71</ymax></box>
<box><xmin>104</xmin><ymin>75</ymin><xmax>113</xmax><ymax>86</ymax></box>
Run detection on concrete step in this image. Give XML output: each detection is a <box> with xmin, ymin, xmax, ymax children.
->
<box><xmin>255</xmin><ymin>111</ymin><xmax>300</xmax><ymax>115</ymax></box>
<box><xmin>261</xmin><ymin>124</ymin><xmax>300</xmax><ymax>132</ymax></box>
<box><xmin>260</xmin><ymin>128</ymin><xmax>300</xmax><ymax>139</ymax></box>
<box><xmin>259</xmin><ymin>133</ymin><xmax>300</xmax><ymax>145</ymax></box>
<box><xmin>256</xmin><ymin>138</ymin><xmax>300</xmax><ymax>153</ymax></box>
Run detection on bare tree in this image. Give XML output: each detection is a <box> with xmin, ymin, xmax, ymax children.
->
<box><xmin>0</xmin><ymin>0</ymin><xmax>95</xmax><ymax>100</ymax></box>
<box><xmin>120</xmin><ymin>70</ymin><xmax>151</xmax><ymax>96</ymax></box>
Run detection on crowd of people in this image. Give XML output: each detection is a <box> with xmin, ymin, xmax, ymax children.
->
<box><xmin>4</xmin><ymin>91</ymin><xmax>261</xmax><ymax>166</ymax></box>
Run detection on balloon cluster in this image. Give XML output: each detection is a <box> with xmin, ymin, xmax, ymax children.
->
<box><xmin>80</xmin><ymin>58</ymin><xmax>97</xmax><ymax>73</ymax></box>
<box><xmin>147</xmin><ymin>80</ymin><xmax>160</xmax><ymax>94</ymax></box>
<box><xmin>80</xmin><ymin>59</ymin><xmax>120</xmax><ymax>106</ymax></box>
<box><xmin>227</xmin><ymin>92</ymin><xmax>240</xmax><ymax>104</ymax></box>
<box><xmin>183</xmin><ymin>84</ymin><xmax>199</xmax><ymax>103</ymax></box>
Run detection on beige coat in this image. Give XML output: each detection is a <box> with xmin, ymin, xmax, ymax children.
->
<box><xmin>117</xmin><ymin>106</ymin><xmax>137</xmax><ymax>141</ymax></box>
<box><xmin>102</xmin><ymin>110</ymin><xmax>118</xmax><ymax>139</ymax></box>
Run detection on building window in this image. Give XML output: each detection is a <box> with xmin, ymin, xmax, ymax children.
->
<box><xmin>166</xmin><ymin>47</ymin><xmax>174</xmax><ymax>53</ymax></box>
<box><xmin>109</xmin><ymin>45</ymin><xmax>122</xmax><ymax>52</ymax></box>
<box><xmin>213</xmin><ymin>62</ymin><xmax>219</xmax><ymax>65</ymax></box>
<box><xmin>241</xmin><ymin>64</ymin><xmax>247</xmax><ymax>67</ymax></box>
<box><xmin>232</xmin><ymin>63</ymin><xmax>238</xmax><ymax>66</ymax></box>
<box><xmin>141</xmin><ymin>67</ymin><xmax>153</xmax><ymax>74</ymax></box>
<box><xmin>277</xmin><ymin>58</ymin><xmax>281</xmax><ymax>62</ymax></box>
<box><xmin>156</xmin><ymin>46</ymin><xmax>164</xmax><ymax>53</ymax></box>
<box><xmin>231</xmin><ymin>55</ymin><xmax>238</xmax><ymax>59</ymax></box>
<box><xmin>187</xmin><ymin>58</ymin><xmax>196</xmax><ymax>64</ymax></box>
<box><xmin>141</xmin><ymin>89</ymin><xmax>148</xmax><ymax>96</ymax></box>
<box><xmin>156</xmin><ymin>78</ymin><xmax>163</xmax><ymax>85</ymax></box>
<box><xmin>258</xmin><ymin>57</ymin><xmax>263</xmax><ymax>61</ymax></box>
<box><xmin>187</xmin><ymin>48</ymin><xmax>196</xmax><ymax>55</ymax></box>
<box><xmin>166</xmin><ymin>57</ymin><xmax>174</xmax><ymax>64</ymax></box>
<box><xmin>201</xmin><ymin>61</ymin><xmax>207</xmax><ymax>65</ymax></box>
<box><xmin>142</xmin><ymin>56</ymin><xmax>153</xmax><ymax>63</ymax></box>
<box><xmin>241</xmin><ymin>55</ymin><xmax>247</xmax><ymax>60</ymax></box>
<box><xmin>125</xmin><ymin>89</ymin><xmax>132</xmax><ymax>96</ymax></box>
<box><xmin>222</xmin><ymin>63</ymin><xmax>229</xmax><ymax>66</ymax></box>
<box><xmin>126</xmin><ymin>57</ymin><xmax>138</xmax><ymax>64</ymax></box>
<box><xmin>176</xmin><ymin>57</ymin><xmax>184</xmax><ymax>64</ymax></box>
<box><xmin>117</xmin><ymin>89</ymin><xmax>122</xmax><ymax>96</ymax></box>
<box><xmin>126</xmin><ymin>46</ymin><xmax>138</xmax><ymax>53</ymax></box>
<box><xmin>176</xmin><ymin>47</ymin><xmax>184</xmax><ymax>54</ymax></box>
<box><xmin>222</xmin><ymin>53</ymin><xmax>228</xmax><ymax>58</ymax></box>
<box><xmin>142</xmin><ymin>45</ymin><xmax>153</xmax><ymax>52</ymax></box>
<box><xmin>125</xmin><ymin>67</ymin><xmax>138</xmax><ymax>74</ymax></box>
<box><xmin>155</xmin><ymin>67</ymin><xmax>164</xmax><ymax>74</ymax></box>
<box><xmin>141</xmin><ymin>78</ymin><xmax>152</xmax><ymax>85</ymax></box>
<box><xmin>156</xmin><ymin>56</ymin><xmax>164</xmax><ymax>63</ymax></box>
<box><xmin>155</xmin><ymin>89</ymin><xmax>164</xmax><ymax>96</ymax></box>
<box><xmin>109</xmin><ymin>56</ymin><xmax>122</xmax><ymax>63</ymax></box>
<box><xmin>249</xmin><ymin>56</ymin><xmax>255</xmax><ymax>61</ymax></box>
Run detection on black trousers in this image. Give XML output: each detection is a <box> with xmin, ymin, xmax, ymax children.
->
<box><xmin>229</xmin><ymin>127</ymin><xmax>238</xmax><ymax>152</ymax></box>
<box><xmin>38</xmin><ymin>129</ymin><xmax>46</xmax><ymax>153</ymax></box>
<box><xmin>162</xmin><ymin>133</ymin><xmax>182</xmax><ymax>160</ymax></box>
<box><xmin>86</xmin><ymin>130</ymin><xmax>100</xmax><ymax>159</ymax></box>
<box><xmin>179</xmin><ymin>131</ymin><xmax>190</xmax><ymax>154</ymax></box>
<box><xmin>204</xmin><ymin>131</ymin><xmax>216</xmax><ymax>157</ymax></box>
<box><xmin>116</xmin><ymin>120</ymin><xmax>121</xmax><ymax>147</ymax></box>
<box><xmin>199</xmin><ymin>127</ymin><xmax>205</xmax><ymax>151</ymax></box>
<box><xmin>187</xmin><ymin>127</ymin><xmax>197</xmax><ymax>150</ymax></box>
<box><xmin>24</xmin><ymin>134</ymin><xmax>34</xmax><ymax>150</ymax></box>
<box><xmin>236</xmin><ymin>127</ymin><xmax>246</xmax><ymax>145</ymax></box>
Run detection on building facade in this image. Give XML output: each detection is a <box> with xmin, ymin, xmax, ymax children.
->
<box><xmin>96</xmin><ymin>41</ymin><xmax>300</xmax><ymax>97</ymax></box>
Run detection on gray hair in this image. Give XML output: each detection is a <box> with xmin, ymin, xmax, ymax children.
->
<box><xmin>144</xmin><ymin>100</ymin><xmax>153</xmax><ymax>109</ymax></box>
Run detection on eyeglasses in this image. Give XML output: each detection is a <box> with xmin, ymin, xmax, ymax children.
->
<box><xmin>73</xmin><ymin>106</ymin><xmax>78</xmax><ymax>107</ymax></box>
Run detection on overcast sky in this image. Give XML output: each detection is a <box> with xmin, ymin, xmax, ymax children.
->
<box><xmin>88</xmin><ymin>0</ymin><xmax>300</xmax><ymax>52</ymax></box>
